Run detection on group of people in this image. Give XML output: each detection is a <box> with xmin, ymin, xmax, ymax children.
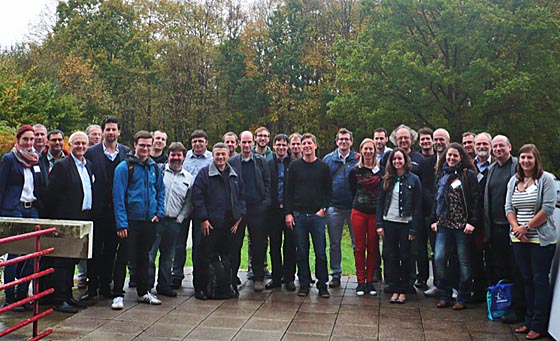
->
<box><xmin>0</xmin><ymin>120</ymin><xmax>556</xmax><ymax>340</ymax></box>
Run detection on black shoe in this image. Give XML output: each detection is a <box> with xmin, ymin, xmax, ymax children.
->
<box><xmin>329</xmin><ymin>277</ymin><xmax>341</xmax><ymax>288</ymax></box>
<box><xmin>67</xmin><ymin>298</ymin><xmax>87</xmax><ymax>309</ymax></box>
<box><xmin>297</xmin><ymin>286</ymin><xmax>309</xmax><ymax>297</ymax></box>
<box><xmin>265</xmin><ymin>281</ymin><xmax>281</xmax><ymax>290</ymax></box>
<box><xmin>284</xmin><ymin>281</ymin><xmax>296</xmax><ymax>291</ymax></box>
<box><xmin>80</xmin><ymin>292</ymin><xmax>98</xmax><ymax>302</ymax></box>
<box><xmin>171</xmin><ymin>278</ymin><xmax>182</xmax><ymax>290</ymax></box>
<box><xmin>157</xmin><ymin>289</ymin><xmax>178</xmax><ymax>297</ymax></box>
<box><xmin>318</xmin><ymin>286</ymin><xmax>330</xmax><ymax>298</ymax></box>
<box><xmin>502</xmin><ymin>310</ymin><xmax>523</xmax><ymax>324</ymax></box>
<box><xmin>194</xmin><ymin>291</ymin><xmax>208</xmax><ymax>300</ymax></box>
<box><xmin>53</xmin><ymin>302</ymin><xmax>78</xmax><ymax>313</ymax></box>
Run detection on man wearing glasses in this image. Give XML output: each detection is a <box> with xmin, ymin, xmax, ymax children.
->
<box><xmin>113</xmin><ymin>130</ymin><xmax>165</xmax><ymax>307</ymax></box>
<box><xmin>173</xmin><ymin>130</ymin><xmax>213</xmax><ymax>289</ymax></box>
<box><xmin>253</xmin><ymin>126</ymin><xmax>273</xmax><ymax>161</ymax></box>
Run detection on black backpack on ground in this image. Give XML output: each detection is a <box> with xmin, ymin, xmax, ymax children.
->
<box><xmin>206</xmin><ymin>254</ymin><xmax>236</xmax><ymax>299</ymax></box>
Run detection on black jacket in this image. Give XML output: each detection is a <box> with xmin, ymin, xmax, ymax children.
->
<box><xmin>192</xmin><ymin>163</ymin><xmax>246</xmax><ymax>229</ymax></box>
<box><xmin>229</xmin><ymin>153</ymin><xmax>271</xmax><ymax>208</ymax></box>
<box><xmin>267</xmin><ymin>154</ymin><xmax>293</xmax><ymax>209</ymax></box>
<box><xmin>46</xmin><ymin>155</ymin><xmax>94</xmax><ymax>221</ymax></box>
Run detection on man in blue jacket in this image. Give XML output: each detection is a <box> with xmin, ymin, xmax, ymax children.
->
<box><xmin>322</xmin><ymin>128</ymin><xmax>359</xmax><ymax>288</ymax></box>
<box><xmin>113</xmin><ymin>130</ymin><xmax>165</xmax><ymax>308</ymax></box>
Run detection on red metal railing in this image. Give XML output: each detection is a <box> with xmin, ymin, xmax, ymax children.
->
<box><xmin>0</xmin><ymin>225</ymin><xmax>56</xmax><ymax>340</ymax></box>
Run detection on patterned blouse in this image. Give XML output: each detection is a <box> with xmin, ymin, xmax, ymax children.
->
<box><xmin>438</xmin><ymin>181</ymin><xmax>466</xmax><ymax>230</ymax></box>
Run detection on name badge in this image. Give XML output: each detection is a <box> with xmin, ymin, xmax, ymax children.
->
<box><xmin>477</xmin><ymin>173</ymin><xmax>484</xmax><ymax>183</ymax></box>
<box><xmin>33</xmin><ymin>165</ymin><xmax>41</xmax><ymax>173</ymax></box>
<box><xmin>372</xmin><ymin>166</ymin><xmax>380</xmax><ymax>174</ymax></box>
<box><xmin>451</xmin><ymin>179</ymin><xmax>461</xmax><ymax>189</ymax></box>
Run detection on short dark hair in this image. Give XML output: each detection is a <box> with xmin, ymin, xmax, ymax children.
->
<box><xmin>374</xmin><ymin>128</ymin><xmax>388</xmax><ymax>136</ymax></box>
<box><xmin>168</xmin><ymin>142</ymin><xmax>187</xmax><ymax>156</ymax></box>
<box><xmin>273</xmin><ymin>133</ymin><xmax>288</xmax><ymax>144</ymax></box>
<box><xmin>134</xmin><ymin>130</ymin><xmax>153</xmax><ymax>143</ymax></box>
<box><xmin>191</xmin><ymin>129</ymin><xmax>208</xmax><ymax>141</ymax></box>
<box><xmin>212</xmin><ymin>142</ymin><xmax>228</xmax><ymax>151</ymax></box>
<box><xmin>462</xmin><ymin>131</ymin><xmax>476</xmax><ymax>138</ymax></box>
<box><xmin>47</xmin><ymin>129</ymin><xmax>64</xmax><ymax>140</ymax></box>
<box><xmin>101</xmin><ymin>117</ymin><xmax>120</xmax><ymax>130</ymax></box>
<box><xmin>435</xmin><ymin>142</ymin><xmax>474</xmax><ymax>172</ymax></box>
<box><xmin>417</xmin><ymin>127</ymin><xmax>433</xmax><ymax>136</ymax></box>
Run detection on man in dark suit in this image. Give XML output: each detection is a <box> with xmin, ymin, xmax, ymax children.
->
<box><xmin>46</xmin><ymin>131</ymin><xmax>94</xmax><ymax>313</ymax></box>
<box><xmin>81</xmin><ymin>117</ymin><xmax>130</xmax><ymax>304</ymax></box>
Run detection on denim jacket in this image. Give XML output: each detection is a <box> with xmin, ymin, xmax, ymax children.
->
<box><xmin>376</xmin><ymin>172</ymin><xmax>422</xmax><ymax>235</ymax></box>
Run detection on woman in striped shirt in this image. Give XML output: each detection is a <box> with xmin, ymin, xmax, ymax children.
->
<box><xmin>505</xmin><ymin>144</ymin><xmax>557</xmax><ymax>340</ymax></box>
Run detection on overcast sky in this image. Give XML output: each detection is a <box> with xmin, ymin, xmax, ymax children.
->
<box><xmin>0</xmin><ymin>0</ymin><xmax>58</xmax><ymax>49</ymax></box>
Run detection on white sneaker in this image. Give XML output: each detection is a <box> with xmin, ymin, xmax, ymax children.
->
<box><xmin>137</xmin><ymin>292</ymin><xmax>162</xmax><ymax>305</ymax></box>
<box><xmin>424</xmin><ymin>286</ymin><xmax>438</xmax><ymax>297</ymax></box>
<box><xmin>111</xmin><ymin>296</ymin><xmax>124</xmax><ymax>310</ymax></box>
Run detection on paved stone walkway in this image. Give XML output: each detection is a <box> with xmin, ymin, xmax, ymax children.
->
<box><xmin>0</xmin><ymin>272</ymin><xmax>548</xmax><ymax>340</ymax></box>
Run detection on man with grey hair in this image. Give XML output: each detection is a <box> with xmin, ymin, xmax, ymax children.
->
<box><xmin>383</xmin><ymin>124</ymin><xmax>424</xmax><ymax>176</ymax></box>
<box><xmin>33</xmin><ymin>124</ymin><xmax>48</xmax><ymax>153</ymax></box>
<box><xmin>86</xmin><ymin>125</ymin><xmax>102</xmax><ymax>146</ymax></box>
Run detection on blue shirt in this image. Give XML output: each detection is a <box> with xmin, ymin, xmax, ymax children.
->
<box><xmin>71</xmin><ymin>154</ymin><xmax>92</xmax><ymax>211</ymax></box>
<box><xmin>102</xmin><ymin>142</ymin><xmax>120</xmax><ymax>162</ymax></box>
<box><xmin>183</xmin><ymin>149</ymin><xmax>213</xmax><ymax>178</ymax></box>
<box><xmin>474</xmin><ymin>157</ymin><xmax>490</xmax><ymax>174</ymax></box>
<box><xmin>277</xmin><ymin>161</ymin><xmax>285</xmax><ymax>205</ymax></box>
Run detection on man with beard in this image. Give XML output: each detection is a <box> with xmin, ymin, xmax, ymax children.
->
<box><xmin>223</xmin><ymin>132</ymin><xmax>239</xmax><ymax>157</ymax></box>
<box><xmin>148</xmin><ymin>142</ymin><xmax>193</xmax><ymax>298</ymax></box>
<box><xmin>40</xmin><ymin>130</ymin><xmax>68</xmax><ymax>173</ymax></box>
<box><xmin>253</xmin><ymin>126</ymin><xmax>273</xmax><ymax>161</ymax></box>
<box><xmin>373</xmin><ymin>128</ymin><xmax>392</xmax><ymax>163</ymax></box>
<box><xmin>470</xmin><ymin>132</ymin><xmax>492</xmax><ymax>302</ymax></box>
<box><xmin>81</xmin><ymin>117</ymin><xmax>130</xmax><ymax>305</ymax></box>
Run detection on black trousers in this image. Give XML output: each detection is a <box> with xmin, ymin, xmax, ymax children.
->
<box><xmin>194</xmin><ymin>221</ymin><xmax>236</xmax><ymax>292</ymax></box>
<box><xmin>487</xmin><ymin>223</ymin><xmax>526</xmax><ymax>314</ymax></box>
<box><xmin>87</xmin><ymin>216</ymin><xmax>117</xmax><ymax>295</ymax></box>
<box><xmin>127</xmin><ymin>220</ymin><xmax>157</xmax><ymax>297</ymax></box>
<box><xmin>52</xmin><ymin>257</ymin><xmax>79</xmax><ymax>304</ymax></box>
<box><xmin>269</xmin><ymin>207</ymin><xmax>296</xmax><ymax>283</ymax></box>
<box><xmin>232</xmin><ymin>205</ymin><xmax>268</xmax><ymax>281</ymax></box>
<box><xmin>112</xmin><ymin>236</ymin><xmax>128</xmax><ymax>297</ymax></box>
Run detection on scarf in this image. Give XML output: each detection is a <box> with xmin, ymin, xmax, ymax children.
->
<box><xmin>435</xmin><ymin>163</ymin><xmax>460</xmax><ymax>218</ymax></box>
<box><xmin>12</xmin><ymin>144</ymin><xmax>39</xmax><ymax>168</ymax></box>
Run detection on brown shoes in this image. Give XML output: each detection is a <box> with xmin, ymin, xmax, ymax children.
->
<box><xmin>515</xmin><ymin>326</ymin><xmax>530</xmax><ymax>334</ymax></box>
<box><xmin>436</xmin><ymin>300</ymin><xmax>451</xmax><ymax>308</ymax></box>
<box><xmin>452</xmin><ymin>303</ymin><xmax>466</xmax><ymax>310</ymax></box>
<box><xmin>526</xmin><ymin>331</ymin><xmax>541</xmax><ymax>340</ymax></box>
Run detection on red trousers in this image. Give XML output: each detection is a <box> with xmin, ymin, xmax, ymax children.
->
<box><xmin>350</xmin><ymin>209</ymin><xmax>379</xmax><ymax>284</ymax></box>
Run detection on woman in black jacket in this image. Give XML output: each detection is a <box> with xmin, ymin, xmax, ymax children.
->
<box><xmin>431</xmin><ymin>143</ymin><xmax>480</xmax><ymax>310</ymax></box>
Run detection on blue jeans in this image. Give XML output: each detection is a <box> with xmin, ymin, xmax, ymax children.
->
<box><xmin>1</xmin><ymin>206</ymin><xmax>38</xmax><ymax>299</ymax></box>
<box><xmin>326</xmin><ymin>207</ymin><xmax>354</xmax><ymax>278</ymax></box>
<box><xmin>149</xmin><ymin>218</ymin><xmax>181</xmax><ymax>291</ymax></box>
<box><xmin>512</xmin><ymin>242</ymin><xmax>555</xmax><ymax>334</ymax></box>
<box><xmin>172</xmin><ymin>217</ymin><xmax>201</xmax><ymax>281</ymax></box>
<box><xmin>293</xmin><ymin>212</ymin><xmax>328</xmax><ymax>288</ymax></box>
<box><xmin>434</xmin><ymin>227</ymin><xmax>472</xmax><ymax>304</ymax></box>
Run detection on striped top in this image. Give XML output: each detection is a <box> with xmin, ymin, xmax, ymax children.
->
<box><xmin>510</xmin><ymin>182</ymin><xmax>539</xmax><ymax>244</ymax></box>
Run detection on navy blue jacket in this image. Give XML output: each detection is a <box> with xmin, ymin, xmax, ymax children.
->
<box><xmin>229</xmin><ymin>154</ymin><xmax>270</xmax><ymax>209</ymax></box>
<box><xmin>192</xmin><ymin>162</ymin><xmax>246</xmax><ymax>229</ymax></box>
<box><xmin>268</xmin><ymin>154</ymin><xmax>293</xmax><ymax>209</ymax></box>
<box><xmin>0</xmin><ymin>152</ymin><xmax>43</xmax><ymax>211</ymax></box>
<box><xmin>376</xmin><ymin>172</ymin><xmax>423</xmax><ymax>236</ymax></box>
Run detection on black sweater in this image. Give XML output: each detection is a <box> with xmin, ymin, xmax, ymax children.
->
<box><xmin>285</xmin><ymin>158</ymin><xmax>332</xmax><ymax>214</ymax></box>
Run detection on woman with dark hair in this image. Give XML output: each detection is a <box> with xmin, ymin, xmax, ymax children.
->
<box><xmin>505</xmin><ymin>144</ymin><xmax>556</xmax><ymax>340</ymax></box>
<box><xmin>431</xmin><ymin>142</ymin><xmax>480</xmax><ymax>310</ymax></box>
<box><xmin>0</xmin><ymin>125</ymin><xmax>41</xmax><ymax>311</ymax></box>
<box><xmin>377</xmin><ymin>148</ymin><xmax>422</xmax><ymax>304</ymax></box>
<box><xmin>349</xmin><ymin>138</ymin><xmax>383</xmax><ymax>296</ymax></box>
